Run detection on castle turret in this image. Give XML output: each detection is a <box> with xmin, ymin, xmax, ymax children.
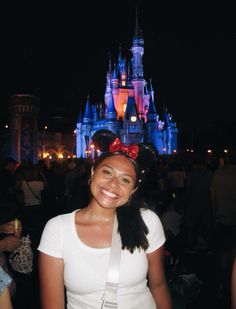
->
<box><xmin>82</xmin><ymin>96</ymin><xmax>94</xmax><ymax>156</ymax></box>
<box><xmin>147</xmin><ymin>95</ymin><xmax>157</xmax><ymax>122</ymax></box>
<box><xmin>105</xmin><ymin>94</ymin><xmax>117</xmax><ymax>120</ymax></box>
<box><xmin>76</xmin><ymin>111</ymin><xmax>83</xmax><ymax>158</ymax></box>
<box><xmin>105</xmin><ymin>56</ymin><xmax>113</xmax><ymax>108</ymax></box>
<box><xmin>163</xmin><ymin>109</ymin><xmax>172</xmax><ymax>155</ymax></box>
<box><xmin>9</xmin><ymin>94</ymin><xmax>40</xmax><ymax>163</ymax></box>
<box><xmin>112</xmin><ymin>63</ymin><xmax>119</xmax><ymax>89</ymax></box>
<box><xmin>83</xmin><ymin>96</ymin><xmax>94</xmax><ymax>124</ymax></box>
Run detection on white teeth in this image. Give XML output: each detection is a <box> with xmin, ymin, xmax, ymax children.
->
<box><xmin>101</xmin><ymin>189</ymin><xmax>117</xmax><ymax>198</ymax></box>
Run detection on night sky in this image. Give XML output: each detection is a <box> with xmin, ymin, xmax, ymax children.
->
<box><xmin>1</xmin><ymin>0</ymin><xmax>236</xmax><ymax>147</ymax></box>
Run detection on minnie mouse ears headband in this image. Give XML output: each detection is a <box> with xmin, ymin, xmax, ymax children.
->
<box><xmin>109</xmin><ymin>138</ymin><xmax>139</xmax><ymax>160</ymax></box>
<box><xmin>92</xmin><ymin>130</ymin><xmax>158</xmax><ymax>166</ymax></box>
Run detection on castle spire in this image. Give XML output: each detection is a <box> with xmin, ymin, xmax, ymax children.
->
<box><xmin>108</xmin><ymin>52</ymin><xmax>112</xmax><ymax>74</ymax></box>
<box><xmin>83</xmin><ymin>95</ymin><xmax>93</xmax><ymax>123</ymax></box>
<box><xmin>134</xmin><ymin>7</ymin><xmax>140</xmax><ymax>40</ymax></box>
<box><xmin>147</xmin><ymin>95</ymin><xmax>157</xmax><ymax>122</ymax></box>
<box><xmin>125</xmin><ymin>96</ymin><xmax>139</xmax><ymax>120</ymax></box>
<box><xmin>149</xmin><ymin>78</ymin><xmax>154</xmax><ymax>101</ymax></box>
<box><xmin>133</xmin><ymin>7</ymin><xmax>144</xmax><ymax>47</ymax></box>
<box><xmin>105</xmin><ymin>94</ymin><xmax>117</xmax><ymax>120</ymax></box>
<box><xmin>131</xmin><ymin>8</ymin><xmax>144</xmax><ymax>79</ymax></box>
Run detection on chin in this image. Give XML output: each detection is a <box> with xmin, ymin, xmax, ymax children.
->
<box><xmin>98</xmin><ymin>200</ymin><xmax>124</xmax><ymax>210</ymax></box>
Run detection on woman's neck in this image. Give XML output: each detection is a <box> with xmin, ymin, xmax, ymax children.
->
<box><xmin>83</xmin><ymin>204</ymin><xmax>115</xmax><ymax>223</ymax></box>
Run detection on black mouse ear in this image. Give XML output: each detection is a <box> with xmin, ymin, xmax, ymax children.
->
<box><xmin>92</xmin><ymin>130</ymin><xmax>118</xmax><ymax>153</ymax></box>
<box><xmin>136</xmin><ymin>143</ymin><xmax>158</xmax><ymax>172</ymax></box>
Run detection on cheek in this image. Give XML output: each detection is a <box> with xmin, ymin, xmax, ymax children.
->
<box><xmin>122</xmin><ymin>186</ymin><xmax>135</xmax><ymax>199</ymax></box>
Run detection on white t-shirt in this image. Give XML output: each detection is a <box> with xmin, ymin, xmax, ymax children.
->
<box><xmin>38</xmin><ymin>209</ymin><xmax>165</xmax><ymax>309</ymax></box>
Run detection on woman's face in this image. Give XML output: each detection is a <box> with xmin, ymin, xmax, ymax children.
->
<box><xmin>90</xmin><ymin>154</ymin><xmax>137</xmax><ymax>210</ymax></box>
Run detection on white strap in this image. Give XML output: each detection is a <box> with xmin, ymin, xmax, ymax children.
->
<box><xmin>101</xmin><ymin>214</ymin><xmax>121</xmax><ymax>308</ymax></box>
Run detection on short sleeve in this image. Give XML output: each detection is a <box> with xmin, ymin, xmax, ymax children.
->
<box><xmin>141</xmin><ymin>209</ymin><xmax>166</xmax><ymax>254</ymax></box>
<box><xmin>0</xmin><ymin>266</ymin><xmax>12</xmax><ymax>295</ymax></box>
<box><xmin>38</xmin><ymin>215</ymin><xmax>64</xmax><ymax>258</ymax></box>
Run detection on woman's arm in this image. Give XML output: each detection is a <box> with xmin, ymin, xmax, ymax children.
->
<box><xmin>0</xmin><ymin>287</ymin><xmax>13</xmax><ymax>309</ymax></box>
<box><xmin>39</xmin><ymin>252</ymin><xmax>65</xmax><ymax>309</ymax></box>
<box><xmin>147</xmin><ymin>246</ymin><xmax>172</xmax><ymax>309</ymax></box>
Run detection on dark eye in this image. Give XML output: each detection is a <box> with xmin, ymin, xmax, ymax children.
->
<box><xmin>121</xmin><ymin>177</ymin><xmax>130</xmax><ymax>184</ymax></box>
<box><xmin>102</xmin><ymin>169</ymin><xmax>111</xmax><ymax>175</ymax></box>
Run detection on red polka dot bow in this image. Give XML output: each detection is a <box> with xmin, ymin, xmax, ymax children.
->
<box><xmin>109</xmin><ymin>138</ymin><xmax>139</xmax><ymax>160</ymax></box>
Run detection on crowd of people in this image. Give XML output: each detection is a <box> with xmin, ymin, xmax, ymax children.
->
<box><xmin>0</xmin><ymin>143</ymin><xmax>235</xmax><ymax>308</ymax></box>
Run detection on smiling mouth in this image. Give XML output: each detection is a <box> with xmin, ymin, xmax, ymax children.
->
<box><xmin>100</xmin><ymin>188</ymin><xmax>118</xmax><ymax>199</ymax></box>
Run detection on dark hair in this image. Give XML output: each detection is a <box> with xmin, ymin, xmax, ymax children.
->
<box><xmin>92</xmin><ymin>151</ymin><xmax>149</xmax><ymax>253</ymax></box>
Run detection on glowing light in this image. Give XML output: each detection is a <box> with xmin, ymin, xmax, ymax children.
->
<box><xmin>224</xmin><ymin>149</ymin><xmax>228</xmax><ymax>153</ymax></box>
<box><xmin>5</xmin><ymin>124</ymin><xmax>8</xmax><ymax>129</ymax></box>
<box><xmin>49</xmin><ymin>156</ymin><xmax>52</xmax><ymax>159</ymax></box>
<box><xmin>130</xmin><ymin>116</ymin><xmax>137</xmax><ymax>122</ymax></box>
<box><xmin>207</xmin><ymin>149</ymin><xmax>212</xmax><ymax>154</ymax></box>
<box><xmin>186</xmin><ymin>149</ymin><xmax>190</xmax><ymax>152</ymax></box>
<box><xmin>58</xmin><ymin>153</ymin><xmax>63</xmax><ymax>159</ymax></box>
<box><xmin>173</xmin><ymin>149</ymin><xmax>177</xmax><ymax>154</ymax></box>
<box><xmin>191</xmin><ymin>149</ymin><xmax>194</xmax><ymax>153</ymax></box>
<box><xmin>73</xmin><ymin>155</ymin><xmax>76</xmax><ymax>158</ymax></box>
<box><xmin>90</xmin><ymin>144</ymin><xmax>95</xmax><ymax>149</ymax></box>
<box><xmin>44</xmin><ymin>125</ymin><xmax>48</xmax><ymax>130</ymax></box>
<box><xmin>73</xmin><ymin>129</ymin><xmax>76</xmax><ymax>134</ymax></box>
<box><xmin>43</xmin><ymin>152</ymin><xmax>49</xmax><ymax>158</ymax></box>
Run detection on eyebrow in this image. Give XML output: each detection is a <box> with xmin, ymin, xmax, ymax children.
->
<box><xmin>101</xmin><ymin>164</ymin><xmax>136</xmax><ymax>181</ymax></box>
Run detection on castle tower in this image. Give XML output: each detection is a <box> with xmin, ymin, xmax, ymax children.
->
<box><xmin>9</xmin><ymin>94</ymin><xmax>40</xmax><ymax>163</ymax></box>
<box><xmin>104</xmin><ymin>56</ymin><xmax>113</xmax><ymax>109</ymax></box>
<box><xmin>131</xmin><ymin>10</ymin><xmax>146</xmax><ymax>119</ymax></box>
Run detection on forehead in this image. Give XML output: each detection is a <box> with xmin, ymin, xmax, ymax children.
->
<box><xmin>99</xmin><ymin>155</ymin><xmax>136</xmax><ymax>176</ymax></box>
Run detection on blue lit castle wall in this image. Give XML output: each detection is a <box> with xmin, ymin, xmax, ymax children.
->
<box><xmin>76</xmin><ymin>15</ymin><xmax>178</xmax><ymax>158</ymax></box>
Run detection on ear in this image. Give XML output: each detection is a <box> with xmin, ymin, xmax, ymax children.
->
<box><xmin>131</xmin><ymin>186</ymin><xmax>138</xmax><ymax>196</ymax></box>
<box><xmin>91</xmin><ymin>167</ymin><xmax>94</xmax><ymax>178</ymax></box>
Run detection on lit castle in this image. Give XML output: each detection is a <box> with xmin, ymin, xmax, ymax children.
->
<box><xmin>76</xmin><ymin>14</ymin><xmax>178</xmax><ymax>158</ymax></box>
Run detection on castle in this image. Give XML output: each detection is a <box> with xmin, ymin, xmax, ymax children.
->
<box><xmin>76</xmin><ymin>14</ymin><xmax>178</xmax><ymax>158</ymax></box>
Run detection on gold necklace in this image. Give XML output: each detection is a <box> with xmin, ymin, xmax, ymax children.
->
<box><xmin>89</xmin><ymin>214</ymin><xmax>113</xmax><ymax>223</ymax></box>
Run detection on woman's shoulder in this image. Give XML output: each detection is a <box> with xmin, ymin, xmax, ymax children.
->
<box><xmin>140</xmin><ymin>208</ymin><xmax>160</xmax><ymax>220</ymax></box>
<box><xmin>46</xmin><ymin>210</ymin><xmax>77</xmax><ymax>227</ymax></box>
<box><xmin>140</xmin><ymin>208</ymin><xmax>163</xmax><ymax>228</ymax></box>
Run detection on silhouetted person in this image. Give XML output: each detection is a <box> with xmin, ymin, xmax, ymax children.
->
<box><xmin>211</xmin><ymin>149</ymin><xmax>236</xmax><ymax>307</ymax></box>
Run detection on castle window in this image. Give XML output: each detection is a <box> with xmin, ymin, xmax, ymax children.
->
<box><xmin>121</xmin><ymin>73</ymin><xmax>126</xmax><ymax>86</ymax></box>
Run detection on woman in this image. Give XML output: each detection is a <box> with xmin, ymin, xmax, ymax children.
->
<box><xmin>0</xmin><ymin>266</ymin><xmax>13</xmax><ymax>309</ymax></box>
<box><xmin>38</xmin><ymin>140</ymin><xmax>172</xmax><ymax>309</ymax></box>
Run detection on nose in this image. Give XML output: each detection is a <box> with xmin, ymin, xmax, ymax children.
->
<box><xmin>109</xmin><ymin>176</ymin><xmax>119</xmax><ymax>188</ymax></box>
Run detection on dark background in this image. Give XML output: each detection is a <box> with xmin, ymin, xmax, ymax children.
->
<box><xmin>1</xmin><ymin>0</ymin><xmax>236</xmax><ymax>150</ymax></box>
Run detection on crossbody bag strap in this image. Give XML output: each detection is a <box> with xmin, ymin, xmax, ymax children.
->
<box><xmin>101</xmin><ymin>214</ymin><xmax>122</xmax><ymax>309</ymax></box>
<box><xmin>26</xmin><ymin>181</ymin><xmax>41</xmax><ymax>202</ymax></box>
